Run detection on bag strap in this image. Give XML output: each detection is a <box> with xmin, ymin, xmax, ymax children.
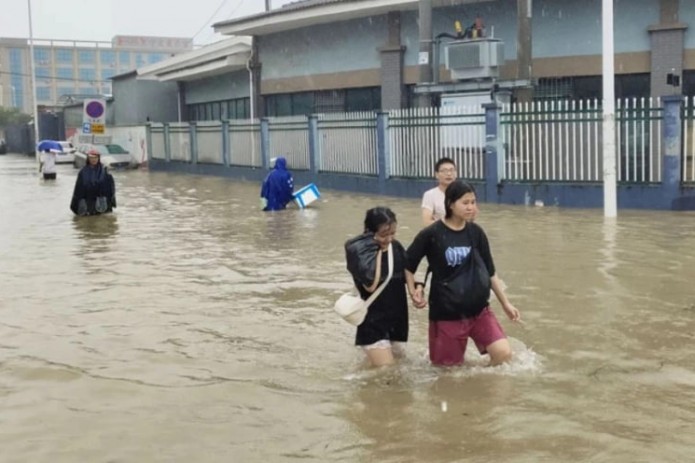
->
<box><xmin>363</xmin><ymin>243</ymin><xmax>394</xmax><ymax>308</ymax></box>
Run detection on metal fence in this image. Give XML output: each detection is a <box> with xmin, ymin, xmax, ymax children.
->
<box><xmin>318</xmin><ymin>111</ymin><xmax>377</xmax><ymax>175</ymax></box>
<box><xmin>150</xmin><ymin>123</ymin><xmax>166</xmax><ymax>160</ymax></box>
<box><xmin>146</xmin><ymin>97</ymin><xmax>690</xmax><ymax>185</ymax></box>
<box><xmin>389</xmin><ymin>106</ymin><xmax>486</xmax><ymax>179</ymax></box>
<box><xmin>229</xmin><ymin>119</ymin><xmax>261</xmax><ymax>167</ymax></box>
<box><xmin>502</xmin><ymin>98</ymin><xmax>662</xmax><ymax>183</ymax></box>
<box><xmin>268</xmin><ymin>115</ymin><xmax>310</xmax><ymax>170</ymax></box>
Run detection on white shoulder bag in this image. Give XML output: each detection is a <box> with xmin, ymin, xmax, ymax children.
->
<box><xmin>334</xmin><ymin>243</ymin><xmax>394</xmax><ymax>326</ymax></box>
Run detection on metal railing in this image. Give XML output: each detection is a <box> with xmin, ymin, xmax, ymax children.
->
<box><xmin>317</xmin><ymin>111</ymin><xmax>377</xmax><ymax>175</ymax></box>
<box><xmin>389</xmin><ymin>106</ymin><xmax>486</xmax><ymax>179</ymax></box>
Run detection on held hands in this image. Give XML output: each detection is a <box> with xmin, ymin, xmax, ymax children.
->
<box><xmin>410</xmin><ymin>284</ymin><xmax>428</xmax><ymax>309</ymax></box>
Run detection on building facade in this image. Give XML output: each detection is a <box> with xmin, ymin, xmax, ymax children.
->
<box><xmin>204</xmin><ymin>0</ymin><xmax>695</xmax><ymax>118</ymax></box>
<box><xmin>0</xmin><ymin>35</ymin><xmax>192</xmax><ymax>114</ymax></box>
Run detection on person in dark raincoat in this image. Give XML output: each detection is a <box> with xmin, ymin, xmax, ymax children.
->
<box><xmin>70</xmin><ymin>150</ymin><xmax>117</xmax><ymax>216</ymax></box>
<box><xmin>260</xmin><ymin>156</ymin><xmax>294</xmax><ymax>211</ymax></box>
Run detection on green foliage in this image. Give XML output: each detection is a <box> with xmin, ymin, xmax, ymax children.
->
<box><xmin>0</xmin><ymin>106</ymin><xmax>32</xmax><ymax>127</ymax></box>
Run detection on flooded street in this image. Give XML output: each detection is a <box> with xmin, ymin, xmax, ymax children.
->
<box><xmin>1</xmin><ymin>154</ymin><xmax>695</xmax><ymax>462</ymax></box>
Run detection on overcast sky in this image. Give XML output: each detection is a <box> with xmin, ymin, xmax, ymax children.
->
<box><xmin>0</xmin><ymin>0</ymin><xmax>295</xmax><ymax>45</ymax></box>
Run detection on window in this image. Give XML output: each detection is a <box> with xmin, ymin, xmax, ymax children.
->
<box><xmin>148</xmin><ymin>53</ymin><xmax>165</xmax><ymax>64</ymax></box>
<box><xmin>292</xmin><ymin>92</ymin><xmax>314</xmax><ymax>115</ymax></box>
<box><xmin>136</xmin><ymin>53</ymin><xmax>147</xmax><ymax>67</ymax></box>
<box><xmin>79</xmin><ymin>68</ymin><xmax>96</xmax><ymax>82</ymax></box>
<box><xmin>78</xmin><ymin>50</ymin><xmax>95</xmax><ymax>64</ymax></box>
<box><xmin>57</xmin><ymin>87</ymin><xmax>75</xmax><ymax>99</ymax></box>
<box><xmin>56</xmin><ymin>67</ymin><xmax>73</xmax><ymax>80</ymax></box>
<box><xmin>35</xmin><ymin>67</ymin><xmax>51</xmax><ymax>78</ymax></box>
<box><xmin>616</xmin><ymin>74</ymin><xmax>650</xmax><ymax>99</ymax></box>
<box><xmin>9</xmin><ymin>48</ymin><xmax>23</xmax><ymax>70</ymax></box>
<box><xmin>56</xmin><ymin>48</ymin><xmax>73</xmax><ymax>64</ymax></box>
<box><xmin>118</xmin><ymin>51</ymin><xmax>131</xmax><ymax>67</ymax></box>
<box><xmin>33</xmin><ymin>47</ymin><xmax>51</xmax><ymax>64</ymax></box>
<box><xmin>36</xmin><ymin>87</ymin><xmax>52</xmax><ymax>101</ymax></box>
<box><xmin>101</xmin><ymin>69</ymin><xmax>115</xmax><ymax>80</ymax></box>
<box><xmin>345</xmin><ymin>87</ymin><xmax>380</xmax><ymax>112</ymax></box>
<box><xmin>186</xmin><ymin>98</ymin><xmax>250</xmax><ymax>121</ymax></box>
<box><xmin>100</xmin><ymin>50</ymin><xmax>116</xmax><ymax>65</ymax></box>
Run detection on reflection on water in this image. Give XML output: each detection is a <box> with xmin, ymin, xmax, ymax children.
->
<box><xmin>1</xmin><ymin>155</ymin><xmax>695</xmax><ymax>462</ymax></box>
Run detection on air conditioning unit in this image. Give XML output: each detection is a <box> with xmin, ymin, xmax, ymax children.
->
<box><xmin>444</xmin><ymin>38</ymin><xmax>505</xmax><ymax>80</ymax></box>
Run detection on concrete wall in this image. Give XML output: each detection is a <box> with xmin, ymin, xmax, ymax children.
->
<box><xmin>259</xmin><ymin>15</ymin><xmax>387</xmax><ymax>80</ymax></box>
<box><xmin>112</xmin><ymin>77</ymin><xmax>179</xmax><ymax>125</ymax></box>
<box><xmin>185</xmin><ymin>70</ymin><xmax>250</xmax><ymax>104</ymax></box>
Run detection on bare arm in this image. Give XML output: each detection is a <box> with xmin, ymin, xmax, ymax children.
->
<box><xmin>421</xmin><ymin>207</ymin><xmax>435</xmax><ymax>226</ymax></box>
<box><xmin>491</xmin><ymin>274</ymin><xmax>521</xmax><ymax>322</ymax></box>
<box><xmin>362</xmin><ymin>249</ymin><xmax>383</xmax><ymax>293</ymax></box>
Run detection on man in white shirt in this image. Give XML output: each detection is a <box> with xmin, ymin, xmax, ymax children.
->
<box><xmin>39</xmin><ymin>149</ymin><xmax>58</xmax><ymax>180</ymax></box>
<box><xmin>421</xmin><ymin>157</ymin><xmax>459</xmax><ymax>226</ymax></box>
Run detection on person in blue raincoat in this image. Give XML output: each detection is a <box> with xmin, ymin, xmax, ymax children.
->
<box><xmin>260</xmin><ymin>156</ymin><xmax>294</xmax><ymax>211</ymax></box>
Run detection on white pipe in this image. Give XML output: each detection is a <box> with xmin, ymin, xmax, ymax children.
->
<box><xmin>602</xmin><ymin>0</ymin><xmax>617</xmax><ymax>217</ymax></box>
<box><xmin>28</xmin><ymin>0</ymin><xmax>40</xmax><ymax>160</ymax></box>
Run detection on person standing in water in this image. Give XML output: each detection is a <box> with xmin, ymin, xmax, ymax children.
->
<box><xmin>344</xmin><ymin>207</ymin><xmax>424</xmax><ymax>367</ymax></box>
<box><xmin>407</xmin><ymin>180</ymin><xmax>521</xmax><ymax>367</ymax></box>
<box><xmin>421</xmin><ymin>157</ymin><xmax>478</xmax><ymax>226</ymax></box>
<box><xmin>38</xmin><ymin>149</ymin><xmax>58</xmax><ymax>180</ymax></box>
<box><xmin>260</xmin><ymin>156</ymin><xmax>294</xmax><ymax>211</ymax></box>
<box><xmin>70</xmin><ymin>150</ymin><xmax>116</xmax><ymax>216</ymax></box>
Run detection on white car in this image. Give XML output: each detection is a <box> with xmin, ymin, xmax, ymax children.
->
<box><xmin>74</xmin><ymin>143</ymin><xmax>138</xmax><ymax>169</ymax></box>
<box><xmin>56</xmin><ymin>141</ymin><xmax>76</xmax><ymax>164</ymax></box>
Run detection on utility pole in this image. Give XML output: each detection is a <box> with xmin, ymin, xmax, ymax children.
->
<box><xmin>28</xmin><ymin>0</ymin><xmax>40</xmax><ymax>159</ymax></box>
<box><xmin>417</xmin><ymin>0</ymin><xmax>433</xmax><ymax>107</ymax></box>
<box><xmin>265</xmin><ymin>0</ymin><xmax>271</xmax><ymax>12</ymax></box>
<box><xmin>602</xmin><ymin>0</ymin><xmax>617</xmax><ymax>217</ymax></box>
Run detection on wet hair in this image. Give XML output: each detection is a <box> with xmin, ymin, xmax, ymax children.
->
<box><xmin>435</xmin><ymin>157</ymin><xmax>456</xmax><ymax>172</ymax></box>
<box><xmin>444</xmin><ymin>180</ymin><xmax>476</xmax><ymax>218</ymax></box>
<box><xmin>363</xmin><ymin>207</ymin><xmax>397</xmax><ymax>233</ymax></box>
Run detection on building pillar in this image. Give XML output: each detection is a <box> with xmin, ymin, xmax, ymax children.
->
<box><xmin>163</xmin><ymin>123</ymin><xmax>171</xmax><ymax>162</ymax></box>
<box><xmin>376</xmin><ymin>112</ymin><xmax>390</xmax><ymax>189</ymax></box>
<box><xmin>379</xmin><ymin>12</ymin><xmax>406</xmax><ymax>110</ymax></box>
<box><xmin>661</xmin><ymin>95</ymin><xmax>683</xmax><ymax>207</ymax></box>
<box><xmin>189</xmin><ymin>122</ymin><xmax>198</xmax><ymax>164</ymax></box>
<box><xmin>260</xmin><ymin>117</ymin><xmax>270</xmax><ymax>169</ymax></box>
<box><xmin>251</xmin><ymin>37</ymin><xmax>264</xmax><ymax>119</ymax></box>
<box><xmin>221</xmin><ymin>119</ymin><xmax>230</xmax><ymax>167</ymax></box>
<box><xmin>417</xmin><ymin>0</ymin><xmax>433</xmax><ymax>108</ymax></box>
<box><xmin>516</xmin><ymin>0</ymin><xmax>533</xmax><ymax>102</ymax></box>
<box><xmin>308</xmin><ymin>114</ymin><xmax>319</xmax><ymax>174</ymax></box>
<box><xmin>177</xmin><ymin>81</ymin><xmax>187</xmax><ymax>122</ymax></box>
<box><xmin>649</xmin><ymin>0</ymin><xmax>686</xmax><ymax>97</ymax></box>
<box><xmin>483</xmin><ymin>103</ymin><xmax>502</xmax><ymax>203</ymax></box>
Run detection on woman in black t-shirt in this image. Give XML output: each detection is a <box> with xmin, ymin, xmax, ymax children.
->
<box><xmin>344</xmin><ymin>207</ymin><xmax>422</xmax><ymax>367</ymax></box>
<box><xmin>406</xmin><ymin>181</ymin><xmax>522</xmax><ymax>367</ymax></box>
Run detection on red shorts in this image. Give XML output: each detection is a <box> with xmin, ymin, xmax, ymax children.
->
<box><xmin>428</xmin><ymin>307</ymin><xmax>507</xmax><ymax>366</ymax></box>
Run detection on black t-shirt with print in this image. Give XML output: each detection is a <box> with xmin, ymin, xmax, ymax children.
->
<box><xmin>406</xmin><ymin>221</ymin><xmax>495</xmax><ymax>321</ymax></box>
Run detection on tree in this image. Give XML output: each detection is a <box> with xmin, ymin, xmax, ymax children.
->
<box><xmin>0</xmin><ymin>106</ymin><xmax>32</xmax><ymax>127</ymax></box>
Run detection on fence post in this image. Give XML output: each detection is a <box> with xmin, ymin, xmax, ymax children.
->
<box><xmin>163</xmin><ymin>123</ymin><xmax>171</xmax><ymax>163</ymax></box>
<box><xmin>221</xmin><ymin>120</ymin><xmax>230</xmax><ymax>167</ymax></box>
<box><xmin>145</xmin><ymin>122</ymin><xmax>153</xmax><ymax>165</ymax></box>
<box><xmin>261</xmin><ymin>117</ymin><xmax>270</xmax><ymax>169</ymax></box>
<box><xmin>189</xmin><ymin>122</ymin><xmax>198</xmax><ymax>164</ymax></box>
<box><xmin>308</xmin><ymin>114</ymin><xmax>319</xmax><ymax>174</ymax></box>
<box><xmin>661</xmin><ymin>95</ymin><xmax>683</xmax><ymax>207</ymax></box>
<box><xmin>376</xmin><ymin>111</ymin><xmax>390</xmax><ymax>187</ymax></box>
<box><xmin>483</xmin><ymin>102</ymin><xmax>502</xmax><ymax>203</ymax></box>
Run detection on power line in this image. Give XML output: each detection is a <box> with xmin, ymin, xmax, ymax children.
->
<box><xmin>193</xmin><ymin>0</ymin><xmax>233</xmax><ymax>38</ymax></box>
<box><xmin>0</xmin><ymin>70</ymin><xmax>113</xmax><ymax>84</ymax></box>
